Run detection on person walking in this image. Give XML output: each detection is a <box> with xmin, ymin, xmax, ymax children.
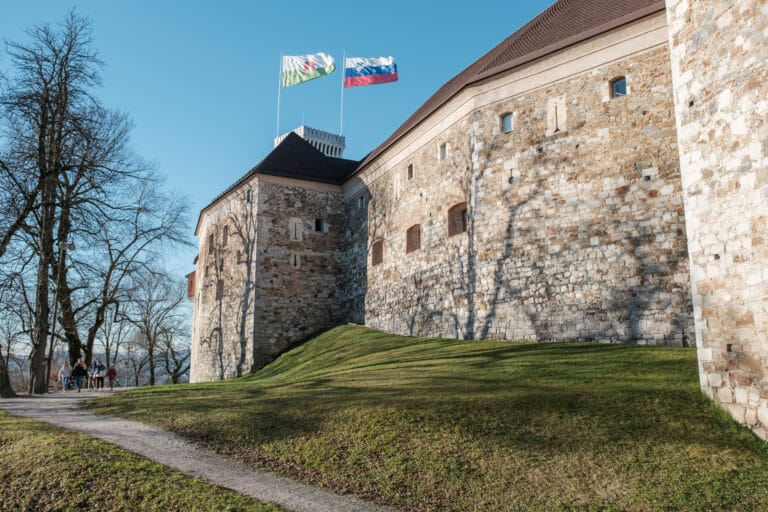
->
<box><xmin>72</xmin><ymin>359</ymin><xmax>87</xmax><ymax>393</ymax></box>
<box><xmin>95</xmin><ymin>361</ymin><xmax>106</xmax><ymax>391</ymax></box>
<box><xmin>106</xmin><ymin>366</ymin><xmax>117</xmax><ymax>391</ymax></box>
<box><xmin>58</xmin><ymin>360</ymin><xmax>72</xmax><ymax>392</ymax></box>
<box><xmin>88</xmin><ymin>361</ymin><xmax>98</xmax><ymax>390</ymax></box>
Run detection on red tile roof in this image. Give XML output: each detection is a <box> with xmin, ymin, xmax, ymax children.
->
<box><xmin>355</xmin><ymin>0</ymin><xmax>665</xmax><ymax>172</ymax></box>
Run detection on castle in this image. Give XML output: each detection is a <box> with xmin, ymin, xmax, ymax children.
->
<box><xmin>189</xmin><ymin>0</ymin><xmax>768</xmax><ymax>440</ymax></box>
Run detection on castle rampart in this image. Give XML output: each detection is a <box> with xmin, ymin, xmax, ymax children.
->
<box><xmin>343</xmin><ymin>12</ymin><xmax>693</xmax><ymax>344</ymax></box>
<box><xmin>667</xmin><ymin>0</ymin><xmax>768</xmax><ymax>439</ymax></box>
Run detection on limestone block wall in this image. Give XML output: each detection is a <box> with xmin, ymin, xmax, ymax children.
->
<box><xmin>191</xmin><ymin>179</ymin><xmax>260</xmax><ymax>382</ymax></box>
<box><xmin>250</xmin><ymin>177</ymin><xmax>345</xmax><ymax>368</ymax></box>
<box><xmin>667</xmin><ymin>0</ymin><xmax>768</xmax><ymax>439</ymax></box>
<box><xmin>190</xmin><ymin>176</ymin><xmax>345</xmax><ymax>382</ymax></box>
<box><xmin>344</xmin><ymin>42</ymin><xmax>694</xmax><ymax>345</ymax></box>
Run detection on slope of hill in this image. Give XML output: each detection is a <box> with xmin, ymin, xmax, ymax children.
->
<box><xmin>90</xmin><ymin>325</ymin><xmax>768</xmax><ymax>511</ymax></box>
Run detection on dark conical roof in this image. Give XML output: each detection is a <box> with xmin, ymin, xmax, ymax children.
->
<box><xmin>195</xmin><ymin>132</ymin><xmax>359</xmax><ymax>234</ymax></box>
<box><xmin>249</xmin><ymin>132</ymin><xmax>359</xmax><ymax>185</ymax></box>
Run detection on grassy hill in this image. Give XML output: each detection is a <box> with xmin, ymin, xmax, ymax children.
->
<box><xmin>89</xmin><ymin>325</ymin><xmax>768</xmax><ymax>511</ymax></box>
<box><xmin>0</xmin><ymin>412</ymin><xmax>281</xmax><ymax>511</ymax></box>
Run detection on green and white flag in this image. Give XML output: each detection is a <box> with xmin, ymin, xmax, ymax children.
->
<box><xmin>281</xmin><ymin>53</ymin><xmax>336</xmax><ymax>87</ymax></box>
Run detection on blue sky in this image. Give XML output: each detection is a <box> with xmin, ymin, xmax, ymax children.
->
<box><xmin>1</xmin><ymin>0</ymin><xmax>554</xmax><ymax>277</ymax></box>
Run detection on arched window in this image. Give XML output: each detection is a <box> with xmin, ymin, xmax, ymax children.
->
<box><xmin>406</xmin><ymin>224</ymin><xmax>421</xmax><ymax>253</ymax></box>
<box><xmin>611</xmin><ymin>76</ymin><xmax>627</xmax><ymax>98</ymax></box>
<box><xmin>501</xmin><ymin>112</ymin><xmax>514</xmax><ymax>133</ymax></box>
<box><xmin>371</xmin><ymin>240</ymin><xmax>384</xmax><ymax>266</ymax></box>
<box><xmin>447</xmin><ymin>202</ymin><xmax>468</xmax><ymax>237</ymax></box>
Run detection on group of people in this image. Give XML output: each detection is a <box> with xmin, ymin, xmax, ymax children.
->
<box><xmin>57</xmin><ymin>359</ymin><xmax>117</xmax><ymax>392</ymax></box>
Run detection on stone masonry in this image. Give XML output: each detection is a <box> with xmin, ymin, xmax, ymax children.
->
<box><xmin>192</xmin><ymin>1</ymin><xmax>768</xmax><ymax>443</ymax></box>
<box><xmin>191</xmin><ymin>174</ymin><xmax>344</xmax><ymax>382</ymax></box>
<box><xmin>342</xmin><ymin>13</ymin><xmax>693</xmax><ymax>345</ymax></box>
<box><xmin>667</xmin><ymin>0</ymin><xmax>768</xmax><ymax>440</ymax></box>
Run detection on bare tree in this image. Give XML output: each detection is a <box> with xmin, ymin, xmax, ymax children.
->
<box><xmin>96</xmin><ymin>303</ymin><xmax>132</xmax><ymax>368</ymax></box>
<box><xmin>158</xmin><ymin>324</ymin><xmax>191</xmax><ymax>384</ymax></box>
<box><xmin>126</xmin><ymin>269</ymin><xmax>190</xmax><ymax>386</ymax></box>
<box><xmin>0</xmin><ymin>12</ymin><xmax>102</xmax><ymax>393</ymax></box>
<box><xmin>0</xmin><ymin>13</ymin><xmax>190</xmax><ymax>393</ymax></box>
<box><xmin>0</xmin><ymin>280</ymin><xmax>23</xmax><ymax>397</ymax></box>
<box><xmin>122</xmin><ymin>337</ymin><xmax>149</xmax><ymax>387</ymax></box>
<box><xmin>54</xmin><ymin>179</ymin><xmax>188</xmax><ymax>366</ymax></box>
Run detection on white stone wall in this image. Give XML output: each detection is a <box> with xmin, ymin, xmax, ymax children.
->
<box><xmin>190</xmin><ymin>176</ymin><xmax>345</xmax><ymax>382</ymax></box>
<box><xmin>343</xmin><ymin>24</ymin><xmax>694</xmax><ymax>346</ymax></box>
<box><xmin>667</xmin><ymin>0</ymin><xmax>768</xmax><ymax>439</ymax></box>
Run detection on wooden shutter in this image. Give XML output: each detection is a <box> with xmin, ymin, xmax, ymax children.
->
<box><xmin>372</xmin><ymin>240</ymin><xmax>384</xmax><ymax>266</ymax></box>
<box><xmin>448</xmin><ymin>203</ymin><xmax>468</xmax><ymax>237</ymax></box>
<box><xmin>406</xmin><ymin>224</ymin><xmax>421</xmax><ymax>253</ymax></box>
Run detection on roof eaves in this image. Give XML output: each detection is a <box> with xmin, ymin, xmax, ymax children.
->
<box><xmin>352</xmin><ymin>1</ymin><xmax>666</xmax><ymax>176</ymax></box>
<box><xmin>471</xmin><ymin>2</ymin><xmax>666</xmax><ymax>84</ymax></box>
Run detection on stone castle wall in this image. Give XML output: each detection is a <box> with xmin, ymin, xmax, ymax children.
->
<box><xmin>250</xmin><ymin>177</ymin><xmax>345</xmax><ymax>368</ymax></box>
<box><xmin>343</xmin><ymin>21</ymin><xmax>693</xmax><ymax>345</ymax></box>
<box><xmin>667</xmin><ymin>0</ymin><xmax>768</xmax><ymax>439</ymax></box>
<box><xmin>191</xmin><ymin>181</ymin><xmax>259</xmax><ymax>383</ymax></box>
<box><xmin>190</xmin><ymin>176</ymin><xmax>344</xmax><ymax>382</ymax></box>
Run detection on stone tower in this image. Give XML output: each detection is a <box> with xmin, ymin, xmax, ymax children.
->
<box><xmin>666</xmin><ymin>0</ymin><xmax>768</xmax><ymax>439</ymax></box>
<box><xmin>274</xmin><ymin>125</ymin><xmax>346</xmax><ymax>157</ymax></box>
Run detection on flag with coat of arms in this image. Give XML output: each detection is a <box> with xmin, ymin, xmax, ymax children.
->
<box><xmin>281</xmin><ymin>53</ymin><xmax>336</xmax><ymax>87</ymax></box>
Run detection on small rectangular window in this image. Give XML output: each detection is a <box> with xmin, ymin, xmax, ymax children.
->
<box><xmin>448</xmin><ymin>203</ymin><xmax>468</xmax><ymax>237</ymax></box>
<box><xmin>407</xmin><ymin>164</ymin><xmax>414</xmax><ymax>180</ymax></box>
<box><xmin>406</xmin><ymin>224</ymin><xmax>421</xmax><ymax>253</ymax></box>
<box><xmin>611</xmin><ymin>77</ymin><xmax>627</xmax><ymax>98</ymax></box>
<box><xmin>439</xmin><ymin>143</ymin><xmax>447</xmax><ymax>161</ymax></box>
<box><xmin>208</xmin><ymin>234</ymin><xmax>214</xmax><ymax>254</ymax></box>
<box><xmin>372</xmin><ymin>240</ymin><xmax>384</xmax><ymax>266</ymax></box>
<box><xmin>315</xmin><ymin>219</ymin><xmax>327</xmax><ymax>232</ymax></box>
<box><xmin>502</xmin><ymin>113</ymin><xmax>514</xmax><ymax>133</ymax></box>
<box><xmin>222</xmin><ymin>225</ymin><xmax>229</xmax><ymax>247</ymax></box>
<box><xmin>290</xmin><ymin>252</ymin><xmax>300</xmax><ymax>269</ymax></box>
<box><xmin>357</xmin><ymin>196</ymin><xmax>365</xmax><ymax>209</ymax></box>
<box><xmin>215</xmin><ymin>280</ymin><xmax>224</xmax><ymax>300</ymax></box>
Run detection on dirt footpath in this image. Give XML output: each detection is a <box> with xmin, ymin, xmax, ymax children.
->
<box><xmin>0</xmin><ymin>392</ymin><xmax>398</xmax><ymax>512</ymax></box>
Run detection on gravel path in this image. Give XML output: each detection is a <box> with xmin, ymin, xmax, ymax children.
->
<box><xmin>0</xmin><ymin>391</ymin><xmax>399</xmax><ymax>512</ymax></box>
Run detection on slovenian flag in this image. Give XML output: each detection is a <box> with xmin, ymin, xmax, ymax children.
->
<box><xmin>281</xmin><ymin>53</ymin><xmax>336</xmax><ymax>88</ymax></box>
<box><xmin>344</xmin><ymin>57</ymin><xmax>398</xmax><ymax>88</ymax></box>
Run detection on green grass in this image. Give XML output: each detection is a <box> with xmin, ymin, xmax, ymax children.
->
<box><xmin>0</xmin><ymin>412</ymin><xmax>282</xmax><ymax>511</ymax></box>
<box><xmin>88</xmin><ymin>325</ymin><xmax>768</xmax><ymax>511</ymax></box>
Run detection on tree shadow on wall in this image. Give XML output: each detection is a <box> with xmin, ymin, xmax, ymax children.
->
<box><xmin>342</xmin><ymin>178</ymin><xmax>370</xmax><ymax>327</ymax></box>
<box><xmin>405</xmin><ymin>118</ymin><xmax>691</xmax><ymax>345</ymax></box>
<box><xmin>228</xmin><ymin>189</ymin><xmax>258</xmax><ymax>377</ymax></box>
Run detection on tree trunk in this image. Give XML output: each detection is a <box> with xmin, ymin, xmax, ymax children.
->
<box><xmin>29</xmin><ymin>173</ymin><xmax>57</xmax><ymax>394</ymax></box>
<box><xmin>0</xmin><ymin>351</ymin><xmax>17</xmax><ymax>398</ymax></box>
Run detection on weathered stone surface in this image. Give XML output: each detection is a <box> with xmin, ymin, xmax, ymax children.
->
<box><xmin>191</xmin><ymin>176</ymin><xmax>344</xmax><ymax>382</ymax></box>
<box><xmin>343</xmin><ymin>37</ymin><xmax>693</xmax><ymax>346</ymax></box>
<box><xmin>192</xmin><ymin>12</ymin><xmax>699</xmax><ymax>384</ymax></box>
<box><xmin>667</xmin><ymin>0</ymin><xmax>768</xmax><ymax>440</ymax></box>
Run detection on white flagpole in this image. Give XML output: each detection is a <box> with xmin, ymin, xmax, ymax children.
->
<box><xmin>340</xmin><ymin>51</ymin><xmax>345</xmax><ymax>135</ymax></box>
<box><xmin>276</xmin><ymin>52</ymin><xmax>283</xmax><ymax>138</ymax></box>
